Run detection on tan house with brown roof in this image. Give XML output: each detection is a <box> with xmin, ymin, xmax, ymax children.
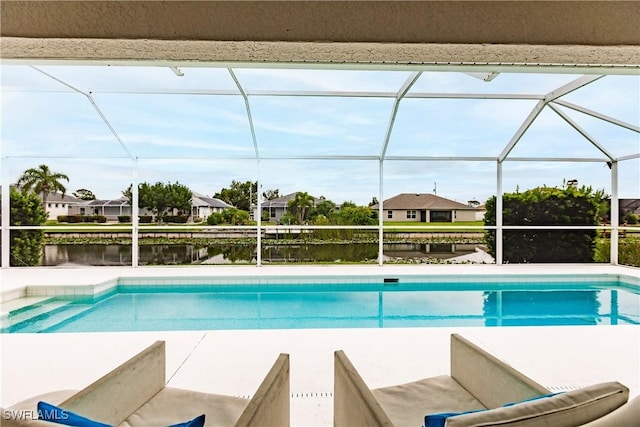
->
<box><xmin>372</xmin><ymin>193</ymin><xmax>484</xmax><ymax>223</ymax></box>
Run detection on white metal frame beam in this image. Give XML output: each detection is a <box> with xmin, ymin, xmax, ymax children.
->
<box><xmin>1</xmin><ymin>64</ymin><xmax>638</xmax><ymax>269</ymax></box>
<box><xmin>547</xmin><ymin>103</ymin><xmax>616</xmax><ymax>161</ymax></box>
<box><xmin>552</xmin><ymin>99</ymin><xmax>640</xmax><ymax>134</ymax></box>
<box><xmin>498</xmin><ymin>75</ymin><xmax>605</xmax><ymax>162</ymax></box>
<box><xmin>380</xmin><ymin>72</ymin><xmax>422</xmax><ymax>159</ymax></box>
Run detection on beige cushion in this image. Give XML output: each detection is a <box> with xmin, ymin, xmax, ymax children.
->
<box><xmin>2</xmin><ymin>390</ymin><xmax>78</xmax><ymax>427</ymax></box>
<box><xmin>372</xmin><ymin>375</ymin><xmax>486</xmax><ymax>427</ymax></box>
<box><xmin>445</xmin><ymin>382</ymin><xmax>629</xmax><ymax>427</ymax></box>
<box><xmin>578</xmin><ymin>394</ymin><xmax>640</xmax><ymax>427</ymax></box>
<box><xmin>119</xmin><ymin>387</ymin><xmax>250</xmax><ymax>427</ymax></box>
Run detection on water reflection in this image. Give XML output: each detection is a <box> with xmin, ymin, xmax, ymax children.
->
<box><xmin>41</xmin><ymin>242</ymin><xmax>479</xmax><ymax>266</ymax></box>
<box><xmin>483</xmin><ymin>290</ymin><xmax>601</xmax><ymax>326</ymax></box>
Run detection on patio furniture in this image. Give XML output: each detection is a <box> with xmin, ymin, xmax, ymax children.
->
<box><xmin>2</xmin><ymin>341</ymin><xmax>290</xmax><ymax>427</ymax></box>
<box><xmin>334</xmin><ymin>333</ymin><xmax>630</xmax><ymax>427</ymax></box>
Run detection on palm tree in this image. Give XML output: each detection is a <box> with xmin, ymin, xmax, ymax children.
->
<box><xmin>288</xmin><ymin>192</ymin><xmax>315</xmax><ymax>224</ymax></box>
<box><xmin>17</xmin><ymin>164</ymin><xmax>69</xmax><ymax>213</ymax></box>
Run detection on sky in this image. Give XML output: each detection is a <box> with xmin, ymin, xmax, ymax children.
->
<box><xmin>1</xmin><ymin>65</ymin><xmax>638</xmax><ymax>206</ymax></box>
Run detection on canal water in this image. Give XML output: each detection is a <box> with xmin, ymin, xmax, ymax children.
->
<box><xmin>41</xmin><ymin>243</ymin><xmax>481</xmax><ymax>266</ymax></box>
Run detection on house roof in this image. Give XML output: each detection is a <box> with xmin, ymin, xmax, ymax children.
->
<box><xmin>42</xmin><ymin>192</ymin><xmax>80</xmax><ymax>204</ymax></box>
<box><xmin>372</xmin><ymin>193</ymin><xmax>481</xmax><ymax>210</ymax></box>
<box><xmin>192</xmin><ymin>193</ymin><xmax>233</xmax><ymax>209</ymax></box>
<box><xmin>5</xmin><ymin>187</ymin><xmax>81</xmax><ymax>204</ymax></box>
<box><xmin>261</xmin><ymin>192</ymin><xmax>322</xmax><ymax>208</ymax></box>
<box><xmin>81</xmin><ymin>198</ymin><xmax>129</xmax><ymax>207</ymax></box>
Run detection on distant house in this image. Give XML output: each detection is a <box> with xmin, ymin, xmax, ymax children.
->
<box><xmin>1</xmin><ymin>187</ymin><xmax>82</xmax><ymax>219</ymax></box>
<box><xmin>43</xmin><ymin>192</ymin><xmax>81</xmax><ymax>218</ymax></box>
<box><xmin>70</xmin><ymin>198</ymin><xmax>148</xmax><ymax>220</ymax></box>
<box><xmin>69</xmin><ymin>193</ymin><xmax>232</xmax><ymax>222</ymax></box>
<box><xmin>261</xmin><ymin>192</ymin><xmax>322</xmax><ymax>223</ymax></box>
<box><xmin>191</xmin><ymin>192</ymin><xmax>233</xmax><ymax>220</ymax></box>
<box><xmin>371</xmin><ymin>193</ymin><xmax>484</xmax><ymax>222</ymax></box>
<box><xmin>475</xmin><ymin>204</ymin><xmax>487</xmax><ymax>221</ymax></box>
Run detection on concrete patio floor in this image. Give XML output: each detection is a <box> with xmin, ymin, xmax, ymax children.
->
<box><xmin>1</xmin><ymin>264</ymin><xmax>639</xmax><ymax>426</ymax></box>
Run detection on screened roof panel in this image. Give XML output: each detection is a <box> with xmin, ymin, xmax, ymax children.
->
<box><xmin>553</xmin><ymin>105</ymin><xmax>640</xmax><ymax>158</ymax></box>
<box><xmin>1</xmin><ymin>65</ymin><xmax>76</xmax><ymax>92</ymax></box>
<box><xmin>1</xmin><ymin>64</ymin><xmax>638</xmax><ymax>208</ymax></box>
<box><xmin>251</xmin><ymin>96</ymin><xmax>392</xmax><ymax>157</ymax></box>
<box><xmin>136</xmin><ymin>158</ymin><xmax>257</xmax><ymax>197</ymax></box>
<box><xmin>260</xmin><ymin>159</ymin><xmax>379</xmax><ymax>205</ymax></box>
<box><xmin>4</xmin><ymin>157</ymin><xmax>135</xmax><ymax>201</ymax></box>
<box><xmin>92</xmin><ymin>93</ymin><xmax>256</xmax><ymax>158</ymax></box>
<box><xmin>407</xmin><ymin>72</ymin><xmax>581</xmax><ymax>95</ymax></box>
<box><xmin>34</xmin><ymin>65</ymin><xmax>240</xmax><ymax>93</ymax></box>
<box><xmin>232</xmin><ymin>68</ymin><xmax>411</xmax><ymax>92</ymax></box>
<box><xmin>383</xmin><ymin>160</ymin><xmax>496</xmax><ymax>204</ymax></box>
<box><xmin>618</xmin><ymin>159</ymin><xmax>640</xmax><ymax>199</ymax></box>
<box><xmin>501</xmin><ymin>161</ymin><xmax>613</xmax><ymax>196</ymax></box>
<box><xmin>1</xmin><ymin>92</ymin><xmax>131</xmax><ymax>158</ymax></box>
<box><xmin>507</xmin><ymin>107</ymin><xmax>614</xmax><ymax>159</ymax></box>
<box><xmin>559</xmin><ymin>75</ymin><xmax>640</xmax><ymax>125</ymax></box>
<box><xmin>386</xmin><ymin>99</ymin><xmax>539</xmax><ymax>157</ymax></box>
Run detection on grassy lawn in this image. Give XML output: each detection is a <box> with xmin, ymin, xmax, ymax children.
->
<box><xmin>383</xmin><ymin>221</ymin><xmax>485</xmax><ymax>231</ymax></box>
<box><xmin>43</xmin><ymin>220</ymin><xmax>484</xmax><ymax>230</ymax></box>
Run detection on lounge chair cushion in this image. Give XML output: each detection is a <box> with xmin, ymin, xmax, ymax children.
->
<box><xmin>372</xmin><ymin>375</ymin><xmax>486</xmax><ymax>427</ymax></box>
<box><xmin>444</xmin><ymin>381</ymin><xmax>629</xmax><ymax>427</ymax></box>
<box><xmin>578</xmin><ymin>395</ymin><xmax>640</xmax><ymax>427</ymax></box>
<box><xmin>118</xmin><ymin>387</ymin><xmax>249</xmax><ymax>427</ymax></box>
<box><xmin>425</xmin><ymin>394</ymin><xmax>560</xmax><ymax>427</ymax></box>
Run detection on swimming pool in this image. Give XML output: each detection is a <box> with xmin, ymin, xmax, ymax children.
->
<box><xmin>3</xmin><ymin>274</ymin><xmax>638</xmax><ymax>333</ymax></box>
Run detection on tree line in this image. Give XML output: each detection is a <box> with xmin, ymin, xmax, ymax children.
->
<box><xmin>7</xmin><ymin>164</ymin><xmax>636</xmax><ymax>266</ymax></box>
<box><xmin>8</xmin><ymin>165</ymin><xmax>378</xmax><ymax>227</ymax></box>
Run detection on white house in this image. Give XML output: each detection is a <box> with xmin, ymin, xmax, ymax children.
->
<box><xmin>191</xmin><ymin>192</ymin><xmax>233</xmax><ymax>220</ymax></box>
<box><xmin>71</xmin><ymin>198</ymin><xmax>150</xmax><ymax>220</ymax></box>
<box><xmin>44</xmin><ymin>192</ymin><xmax>82</xmax><ymax>219</ymax></box>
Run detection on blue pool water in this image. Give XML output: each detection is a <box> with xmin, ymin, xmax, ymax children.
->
<box><xmin>3</xmin><ymin>278</ymin><xmax>639</xmax><ymax>333</ymax></box>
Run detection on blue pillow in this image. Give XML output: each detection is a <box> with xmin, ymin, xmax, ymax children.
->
<box><xmin>37</xmin><ymin>401</ymin><xmax>111</xmax><ymax>427</ymax></box>
<box><xmin>38</xmin><ymin>402</ymin><xmax>205</xmax><ymax>427</ymax></box>
<box><xmin>168</xmin><ymin>414</ymin><xmax>206</xmax><ymax>427</ymax></box>
<box><xmin>502</xmin><ymin>392</ymin><xmax>561</xmax><ymax>407</ymax></box>
<box><xmin>425</xmin><ymin>409</ymin><xmax>485</xmax><ymax>427</ymax></box>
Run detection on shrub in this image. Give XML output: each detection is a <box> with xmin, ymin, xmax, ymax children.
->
<box><xmin>10</xmin><ymin>189</ymin><xmax>46</xmax><ymax>266</ymax></box>
<box><xmin>221</xmin><ymin>208</ymin><xmax>250</xmax><ymax>225</ymax></box>
<box><xmin>139</xmin><ymin>215</ymin><xmax>153</xmax><ymax>223</ymax></box>
<box><xmin>118</xmin><ymin>215</ymin><xmax>131</xmax><ymax>223</ymax></box>
<box><xmin>162</xmin><ymin>215</ymin><xmax>189</xmax><ymax>223</ymax></box>
<box><xmin>595</xmin><ymin>237</ymin><xmax>640</xmax><ymax>267</ymax></box>
<box><xmin>94</xmin><ymin>215</ymin><xmax>107</xmax><ymax>223</ymax></box>
<box><xmin>484</xmin><ymin>186</ymin><xmax>604</xmax><ymax>263</ymax></box>
<box><xmin>279</xmin><ymin>213</ymin><xmax>296</xmax><ymax>225</ymax></box>
<box><xmin>207</xmin><ymin>212</ymin><xmax>224</xmax><ymax>225</ymax></box>
<box><xmin>623</xmin><ymin>212</ymin><xmax>639</xmax><ymax>225</ymax></box>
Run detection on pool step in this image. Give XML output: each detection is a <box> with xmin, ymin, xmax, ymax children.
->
<box><xmin>14</xmin><ymin>304</ymin><xmax>96</xmax><ymax>333</ymax></box>
<box><xmin>0</xmin><ymin>300</ymin><xmax>92</xmax><ymax>333</ymax></box>
<box><xmin>0</xmin><ymin>297</ymin><xmax>70</xmax><ymax>331</ymax></box>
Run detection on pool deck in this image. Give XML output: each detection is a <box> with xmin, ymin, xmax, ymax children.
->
<box><xmin>1</xmin><ymin>264</ymin><xmax>639</xmax><ymax>426</ymax></box>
